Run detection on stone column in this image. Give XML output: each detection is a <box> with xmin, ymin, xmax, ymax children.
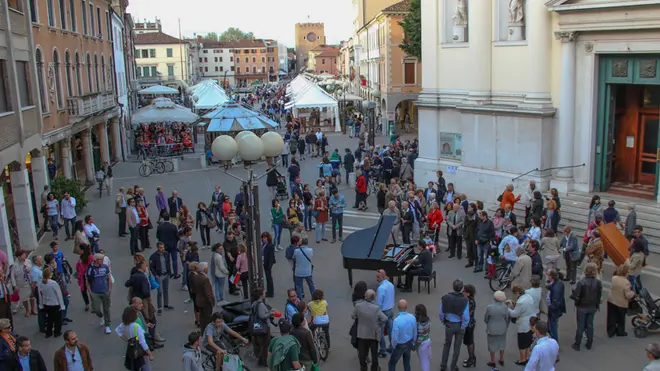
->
<box><xmin>110</xmin><ymin>118</ymin><xmax>122</xmax><ymax>162</ymax></box>
<box><xmin>555</xmin><ymin>31</ymin><xmax>578</xmax><ymax>181</ymax></box>
<box><xmin>97</xmin><ymin>123</ymin><xmax>110</xmax><ymax>165</ymax></box>
<box><xmin>60</xmin><ymin>140</ymin><xmax>73</xmax><ymax>179</ymax></box>
<box><xmin>0</xmin><ymin>187</ymin><xmax>14</xmax><ymax>265</ymax></box>
<box><xmin>465</xmin><ymin>0</ymin><xmax>491</xmax><ymax>101</ymax></box>
<box><xmin>524</xmin><ymin>1</ymin><xmax>553</xmax><ymax>107</ymax></box>
<box><xmin>9</xmin><ymin>168</ymin><xmax>38</xmax><ymax>250</ymax></box>
<box><xmin>30</xmin><ymin>152</ymin><xmax>49</xmax><ymax>229</ymax></box>
<box><xmin>81</xmin><ymin>129</ymin><xmax>95</xmax><ymax>185</ymax></box>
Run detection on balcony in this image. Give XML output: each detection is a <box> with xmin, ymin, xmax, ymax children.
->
<box><xmin>167</xmin><ymin>75</ymin><xmax>178</xmax><ymax>81</ymax></box>
<box><xmin>138</xmin><ymin>76</ymin><xmax>164</xmax><ymax>84</ymax></box>
<box><xmin>66</xmin><ymin>91</ymin><xmax>116</xmax><ymax>119</ymax></box>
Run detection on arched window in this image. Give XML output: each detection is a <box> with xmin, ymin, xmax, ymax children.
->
<box><xmin>94</xmin><ymin>54</ymin><xmax>99</xmax><ymax>92</ymax></box>
<box><xmin>64</xmin><ymin>50</ymin><xmax>72</xmax><ymax>97</ymax></box>
<box><xmin>75</xmin><ymin>52</ymin><xmax>82</xmax><ymax>94</ymax></box>
<box><xmin>53</xmin><ymin>49</ymin><xmax>63</xmax><ymax>109</ymax></box>
<box><xmin>100</xmin><ymin>55</ymin><xmax>106</xmax><ymax>91</ymax></box>
<box><xmin>35</xmin><ymin>49</ymin><xmax>48</xmax><ymax>113</ymax></box>
<box><xmin>86</xmin><ymin>53</ymin><xmax>92</xmax><ymax>92</ymax></box>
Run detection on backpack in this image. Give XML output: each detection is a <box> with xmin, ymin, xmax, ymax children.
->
<box><xmin>267</xmin><ymin>335</ymin><xmax>299</xmax><ymax>371</ymax></box>
<box><xmin>285</xmin><ymin>244</ymin><xmax>296</xmax><ymax>261</ymax></box>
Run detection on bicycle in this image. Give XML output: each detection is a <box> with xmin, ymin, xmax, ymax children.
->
<box><xmin>201</xmin><ymin>336</ymin><xmax>251</xmax><ymax>371</ymax></box>
<box><xmin>139</xmin><ymin>158</ymin><xmax>174</xmax><ymax>177</ymax></box>
<box><xmin>489</xmin><ymin>260</ymin><xmax>514</xmax><ymax>292</ymax></box>
<box><xmin>313</xmin><ymin>326</ymin><xmax>329</xmax><ymax>361</ymax></box>
<box><xmin>139</xmin><ymin>159</ymin><xmax>154</xmax><ymax>177</ymax></box>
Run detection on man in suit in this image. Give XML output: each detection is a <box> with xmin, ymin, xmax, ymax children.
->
<box><xmin>352</xmin><ymin>289</ymin><xmax>388</xmax><ymax>371</ymax></box>
<box><xmin>126</xmin><ymin>198</ymin><xmax>140</xmax><ymax>255</ymax></box>
<box><xmin>168</xmin><ymin>190</ymin><xmax>183</xmax><ymax>224</ymax></box>
<box><xmin>156</xmin><ymin>214</ymin><xmax>181</xmax><ymax>279</ymax></box>
<box><xmin>447</xmin><ymin>202</ymin><xmax>466</xmax><ymax>259</ymax></box>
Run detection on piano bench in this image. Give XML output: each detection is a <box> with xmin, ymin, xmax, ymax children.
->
<box><xmin>417</xmin><ymin>271</ymin><xmax>437</xmax><ymax>294</ymax></box>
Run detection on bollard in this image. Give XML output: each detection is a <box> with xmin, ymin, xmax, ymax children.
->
<box><xmin>172</xmin><ymin>158</ymin><xmax>179</xmax><ymax>172</ymax></box>
<box><xmin>348</xmin><ymin>172</ymin><xmax>356</xmax><ymax>188</ymax></box>
<box><xmin>200</xmin><ymin>155</ymin><xmax>207</xmax><ymax>169</ymax></box>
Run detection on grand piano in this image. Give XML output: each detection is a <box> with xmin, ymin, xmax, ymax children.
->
<box><xmin>341</xmin><ymin>215</ymin><xmax>415</xmax><ymax>287</ymax></box>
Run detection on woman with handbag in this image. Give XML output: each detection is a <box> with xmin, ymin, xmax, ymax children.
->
<box><xmin>136</xmin><ymin>199</ymin><xmax>151</xmax><ymax>251</ymax></box>
<box><xmin>250</xmin><ymin>287</ymin><xmax>273</xmax><ymax>367</ymax></box>
<box><xmin>196</xmin><ymin>202</ymin><xmax>214</xmax><ymax>249</ymax></box>
<box><xmin>116</xmin><ymin>307</ymin><xmax>153</xmax><ymax>371</ymax></box>
<box><xmin>270</xmin><ymin>200</ymin><xmax>285</xmax><ymax>251</ymax></box>
<box><xmin>313</xmin><ymin>191</ymin><xmax>329</xmax><ymax>243</ymax></box>
<box><xmin>9</xmin><ymin>250</ymin><xmax>34</xmax><ymax>317</ymax></box>
<box><xmin>75</xmin><ymin>246</ymin><xmax>93</xmax><ymax>312</ymax></box>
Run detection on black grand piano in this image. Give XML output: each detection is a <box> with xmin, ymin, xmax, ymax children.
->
<box><xmin>341</xmin><ymin>215</ymin><xmax>415</xmax><ymax>287</ymax></box>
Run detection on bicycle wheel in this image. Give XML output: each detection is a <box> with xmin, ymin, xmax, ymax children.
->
<box><xmin>154</xmin><ymin>161</ymin><xmax>166</xmax><ymax>174</ymax></box>
<box><xmin>164</xmin><ymin>159</ymin><xmax>174</xmax><ymax>172</ymax></box>
<box><xmin>139</xmin><ymin>163</ymin><xmax>152</xmax><ymax>177</ymax></box>
<box><xmin>489</xmin><ymin>266</ymin><xmax>510</xmax><ymax>292</ymax></box>
<box><xmin>315</xmin><ymin>329</ymin><xmax>329</xmax><ymax>361</ymax></box>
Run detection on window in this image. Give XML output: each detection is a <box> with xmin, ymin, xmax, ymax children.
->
<box><xmin>29</xmin><ymin>0</ymin><xmax>38</xmax><ymax>23</ymax></box>
<box><xmin>214</xmin><ymin>57</ymin><xmax>217</xmax><ymax>62</ymax></box>
<box><xmin>220</xmin><ymin>66</ymin><xmax>223</xmax><ymax>72</ymax></box>
<box><xmin>15</xmin><ymin>61</ymin><xmax>32</xmax><ymax>107</ymax></box>
<box><xmin>69</xmin><ymin>0</ymin><xmax>76</xmax><ymax>32</ymax></box>
<box><xmin>204</xmin><ymin>67</ymin><xmax>208</xmax><ymax>72</ymax></box>
<box><xmin>230</xmin><ymin>56</ymin><xmax>233</xmax><ymax>62</ymax></box>
<box><xmin>198</xmin><ymin>57</ymin><xmax>202</xmax><ymax>63</ymax></box>
<box><xmin>140</xmin><ymin>66</ymin><xmax>148</xmax><ymax>76</ymax></box>
<box><xmin>36</xmin><ymin>49</ymin><xmax>48</xmax><ymax>112</ymax></box>
<box><xmin>75</xmin><ymin>52</ymin><xmax>82</xmax><ymax>94</ymax></box>
<box><xmin>252</xmin><ymin>57</ymin><xmax>256</xmax><ymax>63</ymax></box>
<box><xmin>252</xmin><ymin>49</ymin><xmax>257</xmax><ymax>53</ymax></box>
<box><xmin>53</xmin><ymin>50</ymin><xmax>63</xmax><ymax>108</ymax></box>
<box><xmin>244</xmin><ymin>57</ymin><xmax>248</xmax><ymax>63</ymax></box>
<box><xmin>106</xmin><ymin>11</ymin><xmax>111</xmax><ymax>40</ymax></box>
<box><xmin>261</xmin><ymin>57</ymin><xmax>265</xmax><ymax>63</ymax></box>
<box><xmin>0</xmin><ymin>61</ymin><xmax>10</xmax><ymax>112</ymax></box>
<box><xmin>150</xmin><ymin>66</ymin><xmax>157</xmax><ymax>76</ymax></box>
<box><xmin>236</xmin><ymin>67</ymin><xmax>240</xmax><ymax>74</ymax></box>
<box><xmin>47</xmin><ymin>0</ymin><xmax>55</xmax><ymax>26</ymax></box>
<box><xmin>214</xmin><ymin>66</ymin><xmax>218</xmax><ymax>72</ymax></box>
<box><xmin>140</xmin><ymin>50</ymin><xmax>148</xmax><ymax>58</ymax></box>
<box><xmin>230</xmin><ymin>66</ymin><xmax>234</xmax><ymax>72</ymax></box>
<box><xmin>96</xmin><ymin>7</ymin><xmax>101</xmax><ymax>37</ymax></box>
<box><xmin>219</xmin><ymin>57</ymin><xmax>223</xmax><ymax>62</ymax></box>
<box><xmin>81</xmin><ymin>0</ymin><xmax>86</xmax><ymax>34</ymax></box>
<box><xmin>261</xmin><ymin>66</ymin><xmax>265</xmax><ymax>73</ymax></box>
<box><xmin>89</xmin><ymin>3</ymin><xmax>94</xmax><ymax>35</ymax></box>
<box><xmin>93</xmin><ymin>54</ymin><xmax>99</xmax><ymax>92</ymax></box>
<box><xmin>204</xmin><ymin>57</ymin><xmax>207</xmax><ymax>63</ymax></box>
<box><xmin>65</xmin><ymin>51</ymin><xmax>72</xmax><ymax>97</ymax></box>
<box><xmin>8</xmin><ymin>0</ymin><xmax>24</xmax><ymax>14</ymax></box>
<box><xmin>202</xmin><ymin>50</ymin><xmax>208</xmax><ymax>54</ymax></box>
<box><xmin>101</xmin><ymin>55</ymin><xmax>106</xmax><ymax>91</ymax></box>
<box><xmin>149</xmin><ymin>49</ymin><xmax>155</xmax><ymax>58</ymax></box>
<box><xmin>86</xmin><ymin>53</ymin><xmax>92</xmax><ymax>92</ymax></box>
<box><xmin>166</xmin><ymin>48</ymin><xmax>173</xmax><ymax>58</ymax></box>
<box><xmin>59</xmin><ymin>0</ymin><xmax>66</xmax><ymax>29</ymax></box>
<box><xmin>322</xmin><ymin>59</ymin><xmax>325</xmax><ymax>65</ymax></box>
<box><xmin>167</xmin><ymin>65</ymin><xmax>174</xmax><ymax>76</ymax></box>
<box><xmin>404</xmin><ymin>62</ymin><xmax>415</xmax><ymax>84</ymax></box>
<box><xmin>199</xmin><ymin>67</ymin><xmax>203</xmax><ymax>72</ymax></box>
<box><xmin>252</xmin><ymin>66</ymin><xmax>256</xmax><ymax>73</ymax></box>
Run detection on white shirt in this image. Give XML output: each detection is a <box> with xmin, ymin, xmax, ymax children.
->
<box><xmin>38</xmin><ymin>279</ymin><xmax>65</xmax><ymax>310</ymax></box>
<box><xmin>315</xmin><ymin>131</ymin><xmax>323</xmax><ymax>140</ymax></box>
<box><xmin>524</xmin><ymin>336</ymin><xmax>559</xmax><ymax>371</ymax></box>
<box><xmin>130</xmin><ymin>206</ymin><xmax>140</xmax><ymax>224</ymax></box>
<box><xmin>83</xmin><ymin>223</ymin><xmax>100</xmax><ymax>239</ymax></box>
<box><xmin>115</xmin><ymin>322</ymin><xmax>149</xmax><ymax>351</ymax></box>
<box><xmin>61</xmin><ymin>197</ymin><xmax>77</xmax><ymax>219</ymax></box>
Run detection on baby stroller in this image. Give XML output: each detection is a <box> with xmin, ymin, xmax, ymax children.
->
<box><xmin>276</xmin><ymin>176</ymin><xmax>289</xmax><ymax>200</ymax></box>
<box><xmin>631</xmin><ymin>287</ymin><xmax>660</xmax><ymax>338</ymax></box>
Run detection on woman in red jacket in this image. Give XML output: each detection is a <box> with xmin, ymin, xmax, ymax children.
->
<box><xmin>427</xmin><ymin>201</ymin><xmax>444</xmax><ymax>251</ymax></box>
<box><xmin>355</xmin><ymin>170</ymin><xmax>368</xmax><ymax>211</ymax></box>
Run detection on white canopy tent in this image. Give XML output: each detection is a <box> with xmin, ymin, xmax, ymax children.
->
<box><xmin>131</xmin><ymin>97</ymin><xmax>198</xmax><ymax>126</ymax></box>
<box><xmin>138</xmin><ymin>85</ymin><xmax>179</xmax><ymax>95</ymax></box>
<box><xmin>285</xmin><ymin>75</ymin><xmax>340</xmax><ymax>132</ymax></box>
<box><xmin>188</xmin><ymin>80</ymin><xmax>230</xmax><ymax>111</ymax></box>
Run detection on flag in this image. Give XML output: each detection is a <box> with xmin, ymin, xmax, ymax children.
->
<box><xmin>230</xmin><ymin>273</ymin><xmax>241</xmax><ymax>285</ymax></box>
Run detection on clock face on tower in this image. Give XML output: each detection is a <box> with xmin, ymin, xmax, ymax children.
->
<box><xmin>306</xmin><ymin>32</ymin><xmax>317</xmax><ymax>42</ymax></box>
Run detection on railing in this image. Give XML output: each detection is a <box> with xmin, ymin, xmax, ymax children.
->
<box><xmin>66</xmin><ymin>91</ymin><xmax>115</xmax><ymax>117</ymax></box>
<box><xmin>511</xmin><ymin>163</ymin><xmax>586</xmax><ymax>182</ymax></box>
<box><xmin>138</xmin><ymin>76</ymin><xmax>164</xmax><ymax>83</ymax></box>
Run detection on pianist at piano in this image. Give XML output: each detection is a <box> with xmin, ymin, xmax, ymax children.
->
<box><xmin>401</xmin><ymin>241</ymin><xmax>434</xmax><ymax>292</ymax></box>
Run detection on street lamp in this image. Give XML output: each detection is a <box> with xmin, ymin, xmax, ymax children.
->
<box><xmin>211</xmin><ymin>131</ymin><xmax>284</xmax><ymax>294</ymax></box>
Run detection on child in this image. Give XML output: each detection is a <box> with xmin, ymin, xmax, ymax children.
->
<box><xmin>308</xmin><ymin>289</ymin><xmax>330</xmax><ymax>348</ymax></box>
<box><xmin>235</xmin><ymin>244</ymin><xmax>249</xmax><ymax>300</ymax></box>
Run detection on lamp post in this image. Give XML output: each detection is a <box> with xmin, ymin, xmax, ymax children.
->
<box><xmin>211</xmin><ymin>131</ymin><xmax>284</xmax><ymax>294</ymax></box>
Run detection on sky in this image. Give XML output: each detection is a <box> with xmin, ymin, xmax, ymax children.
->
<box><xmin>127</xmin><ymin>0</ymin><xmax>354</xmax><ymax>47</ymax></box>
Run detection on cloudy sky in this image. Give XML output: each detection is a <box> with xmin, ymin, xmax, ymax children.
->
<box><xmin>127</xmin><ymin>0</ymin><xmax>354</xmax><ymax>47</ymax></box>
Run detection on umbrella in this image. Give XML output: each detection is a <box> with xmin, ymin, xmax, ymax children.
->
<box><xmin>132</xmin><ymin>97</ymin><xmax>198</xmax><ymax>125</ymax></box>
<box><xmin>138</xmin><ymin>85</ymin><xmax>179</xmax><ymax>95</ymax></box>
<box><xmin>204</xmin><ymin>101</ymin><xmax>279</xmax><ymax>132</ymax></box>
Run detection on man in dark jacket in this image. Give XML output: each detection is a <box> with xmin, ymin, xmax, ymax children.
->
<box><xmin>343</xmin><ymin>149</ymin><xmax>355</xmax><ymax>185</ymax></box>
<box><xmin>528</xmin><ymin>241</ymin><xmax>543</xmax><ymax>277</ymax></box>
<box><xmin>223</xmin><ymin>231</ymin><xmax>240</xmax><ymax>296</ymax></box>
<box><xmin>149</xmin><ymin>242</ymin><xmax>174</xmax><ymax>313</ymax></box>
<box><xmin>125</xmin><ymin>260</ymin><xmax>151</xmax><ymax>302</ymax></box>
<box><xmin>571</xmin><ymin>262</ymin><xmax>602</xmax><ymax>351</ymax></box>
<box><xmin>546</xmin><ymin>269</ymin><xmax>566</xmax><ymax>344</ymax></box>
<box><xmin>156</xmin><ymin>214</ymin><xmax>180</xmax><ymax>279</ymax></box>
<box><xmin>354</xmin><ymin>144</ymin><xmax>364</xmax><ymax>163</ymax></box>
<box><xmin>167</xmin><ymin>191</ymin><xmax>183</xmax><ymax>220</ymax></box>
<box><xmin>290</xmin><ymin>313</ymin><xmax>318</xmax><ymax>369</ymax></box>
<box><xmin>266</xmin><ymin>164</ymin><xmax>281</xmax><ymax>199</ymax></box>
<box><xmin>7</xmin><ymin>336</ymin><xmax>47</xmax><ymax>371</ymax></box>
<box><xmin>474</xmin><ymin>211</ymin><xmax>495</xmax><ymax>273</ymax></box>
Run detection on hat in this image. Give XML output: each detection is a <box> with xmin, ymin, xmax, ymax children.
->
<box><xmin>494</xmin><ymin>291</ymin><xmax>507</xmax><ymax>303</ymax></box>
<box><xmin>646</xmin><ymin>343</ymin><xmax>660</xmax><ymax>358</ymax></box>
<box><xmin>0</xmin><ymin>318</ymin><xmax>11</xmax><ymax>330</ymax></box>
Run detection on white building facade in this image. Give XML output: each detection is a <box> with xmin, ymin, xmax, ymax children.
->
<box><xmin>416</xmin><ymin>0</ymin><xmax>660</xmax><ymax>202</ymax></box>
<box><xmin>199</xmin><ymin>42</ymin><xmax>235</xmax><ymax>87</ymax></box>
<box><xmin>278</xmin><ymin>42</ymin><xmax>288</xmax><ymax>74</ymax></box>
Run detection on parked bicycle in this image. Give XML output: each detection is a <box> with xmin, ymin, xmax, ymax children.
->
<box><xmin>489</xmin><ymin>259</ymin><xmax>514</xmax><ymax>292</ymax></box>
<box><xmin>139</xmin><ymin>158</ymin><xmax>174</xmax><ymax>177</ymax></box>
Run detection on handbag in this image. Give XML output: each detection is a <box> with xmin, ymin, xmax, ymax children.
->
<box><xmin>222</xmin><ymin>353</ymin><xmax>243</xmax><ymax>371</ymax></box>
<box><xmin>149</xmin><ymin>275</ymin><xmax>159</xmax><ymax>290</ymax></box>
<box><xmin>249</xmin><ymin>301</ymin><xmax>270</xmax><ymax>336</ymax></box>
<box><xmin>125</xmin><ymin>323</ymin><xmax>146</xmax><ymax>359</ymax></box>
<box><xmin>207</xmin><ymin>218</ymin><xmax>217</xmax><ymax>229</ymax></box>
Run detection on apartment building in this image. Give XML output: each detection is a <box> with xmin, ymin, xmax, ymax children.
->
<box><xmin>198</xmin><ymin>39</ymin><xmax>235</xmax><ymax>88</ymax></box>
<box><xmin>230</xmin><ymin>39</ymin><xmax>278</xmax><ymax>87</ymax></box>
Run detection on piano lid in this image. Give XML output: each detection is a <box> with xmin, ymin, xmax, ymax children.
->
<box><xmin>340</xmin><ymin>215</ymin><xmax>396</xmax><ymax>260</ymax></box>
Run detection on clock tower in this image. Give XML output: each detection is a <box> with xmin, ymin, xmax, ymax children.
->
<box><xmin>294</xmin><ymin>22</ymin><xmax>325</xmax><ymax>73</ymax></box>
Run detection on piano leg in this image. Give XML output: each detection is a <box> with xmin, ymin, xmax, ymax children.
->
<box><xmin>348</xmin><ymin>269</ymin><xmax>354</xmax><ymax>287</ymax></box>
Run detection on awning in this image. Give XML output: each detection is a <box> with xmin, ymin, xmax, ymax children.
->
<box><xmin>138</xmin><ymin>85</ymin><xmax>179</xmax><ymax>95</ymax></box>
<box><xmin>132</xmin><ymin>97</ymin><xmax>198</xmax><ymax>125</ymax></box>
<box><xmin>204</xmin><ymin>101</ymin><xmax>278</xmax><ymax>132</ymax></box>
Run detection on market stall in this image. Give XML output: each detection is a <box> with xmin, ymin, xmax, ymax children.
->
<box><xmin>202</xmin><ymin>101</ymin><xmax>279</xmax><ymax>146</ymax></box>
<box><xmin>189</xmin><ymin>80</ymin><xmax>230</xmax><ymax>111</ymax></box>
<box><xmin>131</xmin><ymin>98</ymin><xmax>199</xmax><ymax>156</ymax></box>
<box><xmin>285</xmin><ymin>75</ymin><xmax>340</xmax><ymax>132</ymax></box>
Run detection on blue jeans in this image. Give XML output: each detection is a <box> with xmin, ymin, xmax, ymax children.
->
<box><xmin>212</xmin><ymin>207</ymin><xmax>222</xmax><ymax>229</ymax></box>
<box><xmin>388</xmin><ymin>341</ymin><xmax>412</xmax><ymax>371</ymax></box>
<box><xmin>315</xmin><ymin>222</ymin><xmax>326</xmax><ymax>241</ymax></box>
<box><xmin>628</xmin><ymin>275</ymin><xmax>641</xmax><ymax>293</ymax></box>
<box><xmin>273</xmin><ymin>223</ymin><xmax>283</xmax><ymax>246</ymax></box>
<box><xmin>476</xmin><ymin>243</ymin><xmax>489</xmax><ymax>271</ymax></box>
<box><xmin>548</xmin><ymin>314</ymin><xmax>559</xmax><ymax>343</ymax></box>
<box><xmin>294</xmin><ymin>276</ymin><xmax>315</xmax><ymax>301</ymax></box>
<box><xmin>212</xmin><ymin>275</ymin><xmax>225</xmax><ymax>301</ymax></box>
<box><xmin>49</xmin><ymin>215</ymin><xmax>59</xmax><ymax>237</ymax></box>
<box><xmin>575</xmin><ymin>307</ymin><xmax>597</xmax><ymax>345</ymax></box>
<box><xmin>304</xmin><ymin>209</ymin><xmax>313</xmax><ymax>230</ymax></box>
<box><xmin>380</xmin><ymin>309</ymin><xmax>394</xmax><ymax>354</ymax></box>
<box><xmin>166</xmin><ymin>248</ymin><xmax>178</xmax><ymax>276</ymax></box>
<box><xmin>63</xmin><ymin>217</ymin><xmax>76</xmax><ymax>238</ymax></box>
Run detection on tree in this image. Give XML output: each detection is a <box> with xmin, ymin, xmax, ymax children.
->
<box><xmin>219</xmin><ymin>27</ymin><xmax>255</xmax><ymax>41</ymax></box>
<box><xmin>203</xmin><ymin>32</ymin><xmax>219</xmax><ymax>41</ymax></box>
<box><xmin>398</xmin><ymin>0</ymin><xmax>422</xmax><ymax>60</ymax></box>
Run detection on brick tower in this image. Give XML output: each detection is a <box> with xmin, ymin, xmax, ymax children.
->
<box><xmin>294</xmin><ymin>23</ymin><xmax>325</xmax><ymax>73</ymax></box>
